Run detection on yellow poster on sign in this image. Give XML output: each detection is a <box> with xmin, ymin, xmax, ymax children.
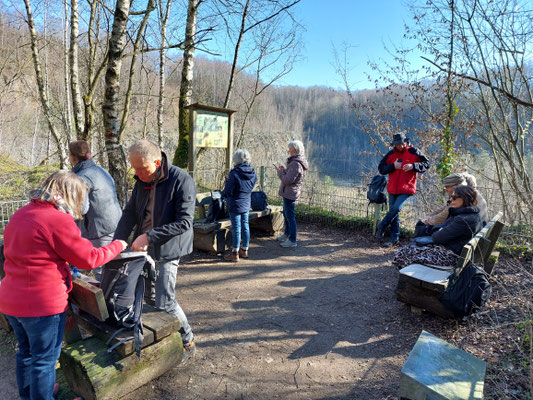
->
<box><xmin>194</xmin><ymin>111</ymin><xmax>229</xmax><ymax>148</ymax></box>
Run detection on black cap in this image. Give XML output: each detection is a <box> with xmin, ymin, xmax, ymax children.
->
<box><xmin>391</xmin><ymin>133</ymin><xmax>409</xmax><ymax>146</ymax></box>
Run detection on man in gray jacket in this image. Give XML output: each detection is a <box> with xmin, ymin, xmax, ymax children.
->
<box><xmin>69</xmin><ymin>140</ymin><xmax>122</xmax><ymax>281</ymax></box>
<box><xmin>114</xmin><ymin>140</ymin><xmax>197</xmax><ymax>365</ymax></box>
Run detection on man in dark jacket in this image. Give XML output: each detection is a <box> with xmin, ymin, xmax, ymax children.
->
<box><xmin>376</xmin><ymin>133</ymin><xmax>430</xmax><ymax>246</ymax></box>
<box><xmin>114</xmin><ymin>140</ymin><xmax>196</xmax><ymax>364</ymax></box>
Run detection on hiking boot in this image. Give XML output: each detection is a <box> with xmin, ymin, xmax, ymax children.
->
<box><xmin>375</xmin><ymin>225</ymin><xmax>384</xmax><ymax>240</ymax></box>
<box><xmin>383</xmin><ymin>239</ymin><xmax>399</xmax><ymax>248</ymax></box>
<box><xmin>238</xmin><ymin>248</ymin><xmax>248</xmax><ymax>259</ymax></box>
<box><xmin>276</xmin><ymin>234</ymin><xmax>288</xmax><ymax>242</ymax></box>
<box><xmin>280</xmin><ymin>239</ymin><xmax>297</xmax><ymax>248</ymax></box>
<box><xmin>224</xmin><ymin>251</ymin><xmax>239</xmax><ymax>262</ymax></box>
<box><xmin>181</xmin><ymin>341</ymin><xmax>196</xmax><ymax>365</ymax></box>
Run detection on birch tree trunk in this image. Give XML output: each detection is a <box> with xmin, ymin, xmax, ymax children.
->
<box><xmin>173</xmin><ymin>0</ymin><xmax>199</xmax><ymax>168</ymax></box>
<box><xmin>63</xmin><ymin>0</ymin><xmax>73</xmax><ymax>140</ymax></box>
<box><xmin>118</xmin><ymin>0</ymin><xmax>155</xmax><ymax>141</ymax></box>
<box><xmin>23</xmin><ymin>0</ymin><xmax>68</xmax><ymax>167</ymax></box>
<box><xmin>102</xmin><ymin>0</ymin><xmax>131</xmax><ymax>204</ymax></box>
<box><xmin>70</xmin><ymin>0</ymin><xmax>86</xmax><ymax>138</ymax></box>
<box><xmin>157</xmin><ymin>0</ymin><xmax>173</xmax><ymax>148</ymax></box>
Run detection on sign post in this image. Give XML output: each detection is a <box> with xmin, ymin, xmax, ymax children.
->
<box><xmin>185</xmin><ymin>103</ymin><xmax>236</xmax><ymax>180</ymax></box>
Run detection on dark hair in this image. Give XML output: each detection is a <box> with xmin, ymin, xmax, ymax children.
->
<box><xmin>452</xmin><ymin>185</ymin><xmax>477</xmax><ymax>207</ymax></box>
<box><xmin>68</xmin><ymin>140</ymin><xmax>91</xmax><ymax>161</ymax></box>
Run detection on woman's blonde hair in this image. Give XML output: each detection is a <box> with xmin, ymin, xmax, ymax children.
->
<box><xmin>40</xmin><ymin>170</ymin><xmax>88</xmax><ymax>219</ymax></box>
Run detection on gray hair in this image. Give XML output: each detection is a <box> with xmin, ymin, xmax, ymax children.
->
<box><xmin>129</xmin><ymin>140</ymin><xmax>162</xmax><ymax>162</ymax></box>
<box><xmin>288</xmin><ymin>140</ymin><xmax>305</xmax><ymax>155</ymax></box>
<box><xmin>232</xmin><ymin>149</ymin><xmax>251</xmax><ymax>166</ymax></box>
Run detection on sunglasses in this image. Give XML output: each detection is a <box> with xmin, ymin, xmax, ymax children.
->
<box><xmin>451</xmin><ymin>194</ymin><xmax>461</xmax><ymax>200</ymax></box>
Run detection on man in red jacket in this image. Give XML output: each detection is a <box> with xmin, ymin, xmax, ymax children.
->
<box><xmin>376</xmin><ymin>133</ymin><xmax>430</xmax><ymax>246</ymax></box>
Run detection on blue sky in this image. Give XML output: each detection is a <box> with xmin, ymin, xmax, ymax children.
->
<box><xmin>278</xmin><ymin>0</ymin><xmax>420</xmax><ymax>90</ymax></box>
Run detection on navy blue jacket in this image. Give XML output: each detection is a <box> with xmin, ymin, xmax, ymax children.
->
<box><xmin>114</xmin><ymin>153</ymin><xmax>196</xmax><ymax>261</ymax></box>
<box><xmin>432</xmin><ymin>206</ymin><xmax>483</xmax><ymax>255</ymax></box>
<box><xmin>221</xmin><ymin>163</ymin><xmax>257</xmax><ymax>214</ymax></box>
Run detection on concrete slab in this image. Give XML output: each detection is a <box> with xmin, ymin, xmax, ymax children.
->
<box><xmin>400</xmin><ymin>330</ymin><xmax>486</xmax><ymax>400</ymax></box>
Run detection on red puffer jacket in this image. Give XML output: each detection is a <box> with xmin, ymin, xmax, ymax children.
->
<box><xmin>378</xmin><ymin>145</ymin><xmax>429</xmax><ymax>195</ymax></box>
<box><xmin>0</xmin><ymin>200</ymin><xmax>123</xmax><ymax>317</ymax></box>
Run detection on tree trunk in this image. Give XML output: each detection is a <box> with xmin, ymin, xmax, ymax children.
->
<box><xmin>118</xmin><ymin>0</ymin><xmax>155</xmax><ymax>142</ymax></box>
<box><xmin>223</xmin><ymin>0</ymin><xmax>250</xmax><ymax>109</ymax></box>
<box><xmin>23</xmin><ymin>0</ymin><xmax>68</xmax><ymax>167</ymax></box>
<box><xmin>70</xmin><ymin>0</ymin><xmax>86</xmax><ymax>139</ymax></box>
<box><xmin>63</xmin><ymin>0</ymin><xmax>73</xmax><ymax>140</ymax></box>
<box><xmin>157</xmin><ymin>0</ymin><xmax>173</xmax><ymax>148</ymax></box>
<box><xmin>102</xmin><ymin>0</ymin><xmax>130</xmax><ymax>205</ymax></box>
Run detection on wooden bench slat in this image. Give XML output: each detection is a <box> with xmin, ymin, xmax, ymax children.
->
<box><xmin>69</xmin><ymin>275</ymin><xmax>109</xmax><ymax>321</ymax></box>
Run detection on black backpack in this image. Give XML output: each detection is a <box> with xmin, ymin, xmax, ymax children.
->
<box><xmin>100</xmin><ymin>252</ymin><xmax>156</xmax><ymax>358</ymax></box>
<box><xmin>367</xmin><ymin>174</ymin><xmax>388</xmax><ymax>204</ymax></box>
<box><xmin>205</xmin><ymin>191</ymin><xmax>228</xmax><ymax>223</ymax></box>
<box><xmin>439</xmin><ymin>262</ymin><xmax>492</xmax><ymax>319</ymax></box>
<box><xmin>250</xmin><ymin>191</ymin><xmax>268</xmax><ymax>211</ymax></box>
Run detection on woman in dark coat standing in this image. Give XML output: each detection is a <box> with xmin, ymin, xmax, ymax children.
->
<box><xmin>393</xmin><ymin>185</ymin><xmax>483</xmax><ymax>269</ymax></box>
<box><xmin>222</xmin><ymin>149</ymin><xmax>257</xmax><ymax>262</ymax></box>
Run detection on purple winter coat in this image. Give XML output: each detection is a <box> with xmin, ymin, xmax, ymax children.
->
<box><xmin>277</xmin><ymin>154</ymin><xmax>309</xmax><ymax>201</ymax></box>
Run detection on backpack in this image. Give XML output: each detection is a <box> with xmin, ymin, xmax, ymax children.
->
<box><xmin>250</xmin><ymin>191</ymin><xmax>268</xmax><ymax>211</ymax></box>
<box><xmin>205</xmin><ymin>191</ymin><xmax>228</xmax><ymax>223</ymax></box>
<box><xmin>439</xmin><ymin>262</ymin><xmax>492</xmax><ymax>319</ymax></box>
<box><xmin>367</xmin><ymin>174</ymin><xmax>387</xmax><ymax>204</ymax></box>
<box><xmin>100</xmin><ymin>252</ymin><xmax>156</xmax><ymax>358</ymax></box>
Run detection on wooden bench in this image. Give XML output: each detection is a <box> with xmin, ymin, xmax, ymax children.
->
<box><xmin>396</xmin><ymin>212</ymin><xmax>505</xmax><ymax>318</ymax></box>
<box><xmin>60</xmin><ymin>271</ymin><xmax>184</xmax><ymax>400</ymax></box>
<box><xmin>193</xmin><ymin>192</ymin><xmax>284</xmax><ymax>253</ymax></box>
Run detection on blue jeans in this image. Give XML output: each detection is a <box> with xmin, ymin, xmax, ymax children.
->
<box><xmin>6</xmin><ymin>312</ymin><xmax>66</xmax><ymax>400</ymax></box>
<box><xmin>229</xmin><ymin>211</ymin><xmax>250</xmax><ymax>250</ymax></box>
<box><xmin>378</xmin><ymin>193</ymin><xmax>412</xmax><ymax>240</ymax></box>
<box><xmin>154</xmin><ymin>259</ymin><xmax>194</xmax><ymax>346</ymax></box>
<box><xmin>283</xmin><ymin>197</ymin><xmax>297</xmax><ymax>242</ymax></box>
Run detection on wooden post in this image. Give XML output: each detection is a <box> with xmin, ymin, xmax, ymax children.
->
<box><xmin>187</xmin><ymin>107</ymin><xmax>196</xmax><ymax>180</ymax></box>
<box><xmin>259</xmin><ymin>166</ymin><xmax>266</xmax><ymax>192</ymax></box>
<box><xmin>226</xmin><ymin>112</ymin><xmax>234</xmax><ymax>176</ymax></box>
<box><xmin>372</xmin><ymin>203</ymin><xmax>382</xmax><ymax>235</ymax></box>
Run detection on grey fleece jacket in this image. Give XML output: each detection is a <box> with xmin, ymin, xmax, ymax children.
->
<box><xmin>277</xmin><ymin>153</ymin><xmax>309</xmax><ymax>201</ymax></box>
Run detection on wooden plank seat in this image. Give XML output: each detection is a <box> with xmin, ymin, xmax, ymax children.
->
<box><xmin>396</xmin><ymin>212</ymin><xmax>505</xmax><ymax>317</ymax></box>
<box><xmin>193</xmin><ymin>191</ymin><xmax>284</xmax><ymax>253</ymax></box>
<box><xmin>61</xmin><ymin>272</ymin><xmax>184</xmax><ymax>399</ymax></box>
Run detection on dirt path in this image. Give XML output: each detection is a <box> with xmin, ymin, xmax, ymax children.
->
<box><xmin>127</xmin><ymin>223</ymin><xmax>416</xmax><ymax>400</ymax></box>
<box><xmin>0</xmin><ymin>223</ymin><xmax>460</xmax><ymax>399</ymax></box>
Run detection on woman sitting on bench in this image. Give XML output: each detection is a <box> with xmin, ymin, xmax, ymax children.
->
<box><xmin>393</xmin><ymin>185</ymin><xmax>483</xmax><ymax>269</ymax></box>
<box><xmin>414</xmin><ymin>172</ymin><xmax>488</xmax><ymax>238</ymax></box>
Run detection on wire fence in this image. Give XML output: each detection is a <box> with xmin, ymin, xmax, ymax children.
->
<box><xmin>1</xmin><ymin>167</ymin><xmax>531</xmax><ymax>250</ymax></box>
<box><xmin>196</xmin><ymin>166</ymin><xmax>533</xmax><ymax>248</ymax></box>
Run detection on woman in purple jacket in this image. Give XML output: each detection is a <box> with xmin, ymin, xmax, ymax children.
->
<box><xmin>275</xmin><ymin>140</ymin><xmax>309</xmax><ymax>248</ymax></box>
<box><xmin>222</xmin><ymin>149</ymin><xmax>258</xmax><ymax>261</ymax></box>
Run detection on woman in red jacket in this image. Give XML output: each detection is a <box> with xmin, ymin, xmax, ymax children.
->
<box><xmin>0</xmin><ymin>170</ymin><xmax>127</xmax><ymax>400</ymax></box>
